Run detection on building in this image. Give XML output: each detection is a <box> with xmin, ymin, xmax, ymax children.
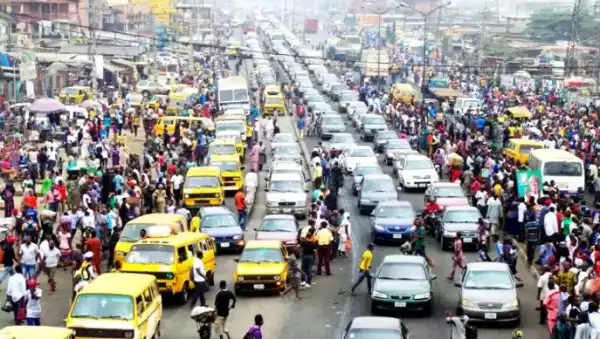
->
<box><xmin>0</xmin><ymin>12</ymin><xmax>12</xmax><ymax>52</ymax></box>
<box><xmin>0</xmin><ymin>0</ymin><xmax>79</xmax><ymax>38</ymax></box>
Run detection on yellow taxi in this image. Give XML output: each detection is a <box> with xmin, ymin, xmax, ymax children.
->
<box><xmin>215</xmin><ymin>130</ymin><xmax>245</xmax><ymax>157</ymax></box>
<box><xmin>209</xmin><ymin>154</ymin><xmax>244</xmax><ymax>192</ymax></box>
<box><xmin>215</xmin><ymin>119</ymin><xmax>247</xmax><ymax>142</ymax></box>
<box><xmin>66</xmin><ymin>273</ymin><xmax>162</xmax><ymax>339</ymax></box>
<box><xmin>0</xmin><ymin>327</ymin><xmax>75</xmax><ymax>339</ymax></box>
<box><xmin>226</xmin><ymin>41</ymin><xmax>241</xmax><ymax>57</ymax></box>
<box><xmin>120</xmin><ymin>232</ymin><xmax>217</xmax><ymax>304</ymax></box>
<box><xmin>216</xmin><ymin>113</ymin><xmax>246</xmax><ymax>123</ymax></box>
<box><xmin>184</xmin><ymin>166</ymin><xmax>225</xmax><ymax>209</ymax></box>
<box><xmin>209</xmin><ymin>137</ymin><xmax>239</xmax><ymax>159</ymax></box>
<box><xmin>59</xmin><ymin>86</ymin><xmax>94</xmax><ymax>104</ymax></box>
<box><xmin>503</xmin><ymin>138</ymin><xmax>545</xmax><ymax>165</ymax></box>
<box><xmin>262</xmin><ymin>85</ymin><xmax>285</xmax><ymax>116</ymax></box>
<box><xmin>155</xmin><ymin>116</ymin><xmax>215</xmax><ymax>137</ymax></box>
<box><xmin>114</xmin><ymin>213</ymin><xmax>189</xmax><ymax>265</ymax></box>
<box><xmin>233</xmin><ymin>240</ymin><xmax>289</xmax><ymax>294</ymax></box>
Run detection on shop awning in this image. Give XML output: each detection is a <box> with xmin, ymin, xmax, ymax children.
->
<box><xmin>104</xmin><ymin>62</ymin><xmax>126</xmax><ymax>74</ymax></box>
<box><xmin>112</xmin><ymin>58</ymin><xmax>137</xmax><ymax>68</ymax></box>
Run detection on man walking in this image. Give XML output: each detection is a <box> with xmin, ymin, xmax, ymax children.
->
<box><xmin>214</xmin><ymin>280</ymin><xmax>236</xmax><ymax>339</ymax></box>
<box><xmin>350</xmin><ymin>244</ymin><xmax>374</xmax><ymax>295</ymax></box>
<box><xmin>297</xmin><ymin>116</ymin><xmax>306</xmax><ymax>139</ymax></box>
<box><xmin>190</xmin><ymin>251</ymin><xmax>207</xmax><ymax>308</ymax></box>
<box><xmin>315</xmin><ymin>222</ymin><xmax>333</xmax><ymax>276</ymax></box>
<box><xmin>234</xmin><ymin>188</ymin><xmax>247</xmax><ymax>231</ymax></box>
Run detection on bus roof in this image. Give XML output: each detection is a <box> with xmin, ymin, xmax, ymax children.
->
<box><xmin>77</xmin><ymin>273</ymin><xmax>156</xmax><ymax>296</ymax></box>
<box><xmin>530</xmin><ymin>149</ymin><xmax>582</xmax><ymax>161</ymax></box>
<box><xmin>218</xmin><ymin>76</ymin><xmax>248</xmax><ymax>86</ymax></box>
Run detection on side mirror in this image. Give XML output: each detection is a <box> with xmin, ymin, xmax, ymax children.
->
<box><xmin>264</xmin><ymin>188</ymin><xmax>269</xmax><ymax>192</ymax></box>
<box><xmin>453</xmin><ymin>281</ymin><xmax>462</xmax><ymax>287</ymax></box>
<box><xmin>370</xmin><ymin>211</ymin><xmax>375</xmax><ymax>217</ymax></box>
<box><xmin>241</xmin><ymin>166</ymin><xmax>245</xmax><ymax>170</ymax></box>
<box><xmin>396</xmin><ymin>186</ymin><xmax>403</xmax><ymax>191</ymax></box>
<box><xmin>304</xmin><ymin>189</ymin><xmax>309</xmax><ymax>193</ymax></box>
<box><xmin>430</xmin><ymin>274</ymin><xmax>437</xmax><ymax>280</ymax></box>
<box><xmin>253</xmin><ymin>228</ymin><xmax>258</xmax><ymax>232</ymax></box>
<box><xmin>233</xmin><ymin>258</ymin><xmax>239</xmax><ymax>263</ymax></box>
<box><xmin>516</xmin><ymin>281</ymin><xmax>524</xmax><ymax>288</ymax></box>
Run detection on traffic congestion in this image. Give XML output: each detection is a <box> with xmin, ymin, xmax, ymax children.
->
<box><xmin>0</xmin><ymin>2</ymin><xmax>598</xmax><ymax>339</ymax></box>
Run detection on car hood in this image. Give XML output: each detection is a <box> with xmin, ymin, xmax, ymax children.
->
<box><xmin>256</xmin><ymin>231</ymin><xmax>297</xmax><ymax>243</ymax></box>
<box><xmin>346</xmin><ymin>157</ymin><xmax>376</xmax><ymax>166</ymax></box>
<box><xmin>202</xmin><ymin>226</ymin><xmax>242</xmax><ymax>237</ymax></box>
<box><xmin>331</xmin><ymin>142</ymin><xmax>355</xmax><ymax>150</ymax></box>
<box><xmin>462</xmin><ymin>288</ymin><xmax>517</xmax><ymax>304</ymax></box>
<box><xmin>374</xmin><ymin>217</ymin><xmax>414</xmax><ymax>227</ymax></box>
<box><xmin>236</xmin><ymin>262</ymin><xmax>286</xmax><ymax>276</ymax></box>
<box><xmin>443</xmin><ymin>222</ymin><xmax>478</xmax><ymax>232</ymax></box>
<box><xmin>362</xmin><ymin>191</ymin><xmax>397</xmax><ymax>201</ymax></box>
<box><xmin>438</xmin><ymin>197</ymin><xmax>470</xmax><ymax>207</ymax></box>
<box><xmin>322</xmin><ymin>124</ymin><xmax>346</xmax><ymax>131</ymax></box>
<box><xmin>374</xmin><ymin>279</ymin><xmax>431</xmax><ymax>295</ymax></box>
<box><xmin>267</xmin><ymin>192</ymin><xmax>306</xmax><ymax>202</ymax></box>
<box><xmin>402</xmin><ymin>169</ymin><xmax>437</xmax><ymax>178</ymax></box>
<box><xmin>364</xmin><ymin>124</ymin><xmax>387</xmax><ymax>130</ymax></box>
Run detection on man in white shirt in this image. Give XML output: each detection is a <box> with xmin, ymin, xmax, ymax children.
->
<box><xmin>42</xmin><ymin>240</ymin><xmax>61</xmax><ymax>292</ymax></box>
<box><xmin>190</xmin><ymin>251</ymin><xmax>207</xmax><ymax>308</ymax></box>
<box><xmin>544</xmin><ymin>206</ymin><xmax>559</xmax><ymax>242</ymax></box>
<box><xmin>537</xmin><ymin>267</ymin><xmax>557</xmax><ymax>325</ymax></box>
<box><xmin>475</xmin><ymin>188</ymin><xmax>488</xmax><ymax>218</ymax></box>
<box><xmin>19</xmin><ymin>236</ymin><xmax>39</xmax><ymax>279</ymax></box>
<box><xmin>6</xmin><ymin>265</ymin><xmax>26</xmax><ymax>324</ymax></box>
<box><xmin>171</xmin><ymin>172</ymin><xmax>185</xmax><ymax>205</ymax></box>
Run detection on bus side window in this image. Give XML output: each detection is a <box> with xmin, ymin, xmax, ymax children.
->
<box><xmin>200</xmin><ymin>240</ymin><xmax>208</xmax><ymax>252</ymax></box>
<box><xmin>143</xmin><ymin>288</ymin><xmax>153</xmax><ymax>309</ymax></box>
<box><xmin>177</xmin><ymin>247</ymin><xmax>188</xmax><ymax>263</ymax></box>
<box><xmin>136</xmin><ymin>295</ymin><xmax>145</xmax><ymax>316</ymax></box>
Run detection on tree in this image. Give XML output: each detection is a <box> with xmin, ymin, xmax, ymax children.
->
<box><xmin>525</xmin><ymin>7</ymin><xmax>599</xmax><ymax>43</ymax></box>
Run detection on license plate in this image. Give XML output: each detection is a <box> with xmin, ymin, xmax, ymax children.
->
<box><xmin>253</xmin><ymin>284</ymin><xmax>265</xmax><ymax>290</ymax></box>
<box><xmin>484</xmin><ymin>313</ymin><xmax>497</xmax><ymax>319</ymax></box>
<box><xmin>463</xmin><ymin>238</ymin><xmax>473</xmax><ymax>243</ymax></box>
<box><xmin>283</xmin><ymin>208</ymin><xmax>292</xmax><ymax>213</ymax></box>
<box><xmin>393</xmin><ymin>234</ymin><xmax>402</xmax><ymax>239</ymax></box>
<box><xmin>394</xmin><ymin>302</ymin><xmax>406</xmax><ymax>307</ymax></box>
<box><xmin>220</xmin><ymin>243</ymin><xmax>230</xmax><ymax>248</ymax></box>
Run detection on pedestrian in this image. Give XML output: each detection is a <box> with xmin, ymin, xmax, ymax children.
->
<box><xmin>85</xmin><ymin>230</ymin><xmax>103</xmax><ymax>275</ymax></box>
<box><xmin>315</xmin><ymin>221</ymin><xmax>333</xmax><ymax>276</ymax></box>
<box><xmin>299</xmin><ymin>229</ymin><xmax>317</xmax><ymax>287</ymax></box>
<box><xmin>524</xmin><ymin>219</ymin><xmax>540</xmax><ymax>266</ymax></box>
<box><xmin>6</xmin><ymin>265</ymin><xmax>26</xmax><ymax>325</ymax></box>
<box><xmin>24</xmin><ymin>278</ymin><xmax>42</xmax><ymax>326</ymax></box>
<box><xmin>447</xmin><ymin>232</ymin><xmax>465</xmax><ymax>280</ymax></box>
<box><xmin>77</xmin><ymin>251</ymin><xmax>98</xmax><ymax>282</ymax></box>
<box><xmin>243</xmin><ymin>314</ymin><xmax>264</xmax><ymax>339</ymax></box>
<box><xmin>313</xmin><ymin>162</ymin><xmax>323</xmax><ymax>189</ymax></box>
<box><xmin>19</xmin><ymin>235</ymin><xmax>39</xmax><ymax>279</ymax></box>
<box><xmin>445</xmin><ymin>309</ymin><xmax>469</xmax><ymax>339</ymax></box>
<box><xmin>190</xmin><ymin>251</ymin><xmax>207</xmax><ymax>308</ymax></box>
<box><xmin>249</xmin><ymin>142</ymin><xmax>260</xmax><ymax>172</ymax></box>
<box><xmin>41</xmin><ymin>240</ymin><xmax>61</xmax><ymax>292</ymax></box>
<box><xmin>214</xmin><ymin>280</ymin><xmax>236</xmax><ymax>339</ymax></box>
<box><xmin>280</xmin><ymin>260</ymin><xmax>305</xmax><ymax>300</ymax></box>
<box><xmin>297</xmin><ymin>116</ymin><xmax>306</xmax><ymax>139</ymax></box>
<box><xmin>0</xmin><ymin>235</ymin><xmax>16</xmax><ymax>284</ymax></box>
<box><xmin>350</xmin><ymin>244</ymin><xmax>374</xmax><ymax>295</ymax></box>
<box><xmin>234</xmin><ymin>187</ymin><xmax>248</xmax><ymax>231</ymax></box>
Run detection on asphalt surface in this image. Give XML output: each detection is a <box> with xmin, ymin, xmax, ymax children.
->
<box><xmin>269</xmin><ymin>54</ymin><xmax>547</xmax><ymax>338</ymax></box>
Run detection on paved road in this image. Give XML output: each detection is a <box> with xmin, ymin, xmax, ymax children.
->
<box><xmin>268</xmin><ymin>55</ymin><xmax>547</xmax><ymax>338</ymax></box>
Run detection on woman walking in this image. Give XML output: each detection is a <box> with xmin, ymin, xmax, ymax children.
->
<box><xmin>1</xmin><ymin>182</ymin><xmax>15</xmax><ymax>218</ymax></box>
<box><xmin>447</xmin><ymin>232</ymin><xmax>465</xmax><ymax>280</ymax></box>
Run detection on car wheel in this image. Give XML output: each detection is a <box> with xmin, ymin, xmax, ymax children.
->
<box><xmin>177</xmin><ymin>282</ymin><xmax>189</xmax><ymax>305</ymax></box>
<box><xmin>370</xmin><ymin>303</ymin><xmax>378</xmax><ymax>314</ymax></box>
<box><xmin>440</xmin><ymin>236</ymin><xmax>448</xmax><ymax>251</ymax></box>
<box><xmin>386</xmin><ymin>158</ymin><xmax>392</xmax><ymax>166</ymax></box>
<box><xmin>423</xmin><ymin>300</ymin><xmax>433</xmax><ymax>316</ymax></box>
<box><xmin>371</xmin><ymin>231</ymin><xmax>378</xmax><ymax>245</ymax></box>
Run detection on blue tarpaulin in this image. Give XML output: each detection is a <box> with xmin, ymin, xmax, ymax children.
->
<box><xmin>0</xmin><ymin>53</ymin><xmax>10</xmax><ymax>67</ymax></box>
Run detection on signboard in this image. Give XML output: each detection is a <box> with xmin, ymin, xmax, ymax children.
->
<box><xmin>357</xmin><ymin>14</ymin><xmax>380</xmax><ymax>26</ymax></box>
<box><xmin>19</xmin><ymin>62</ymin><xmax>37</xmax><ymax>81</ymax></box>
<box><xmin>516</xmin><ymin>169</ymin><xmax>542</xmax><ymax>200</ymax></box>
<box><xmin>94</xmin><ymin>55</ymin><xmax>103</xmax><ymax>79</ymax></box>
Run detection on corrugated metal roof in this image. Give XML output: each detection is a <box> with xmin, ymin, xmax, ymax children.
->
<box><xmin>59</xmin><ymin>45</ymin><xmax>145</xmax><ymax>57</ymax></box>
<box><xmin>112</xmin><ymin>58</ymin><xmax>137</xmax><ymax>68</ymax></box>
<box><xmin>104</xmin><ymin>62</ymin><xmax>126</xmax><ymax>73</ymax></box>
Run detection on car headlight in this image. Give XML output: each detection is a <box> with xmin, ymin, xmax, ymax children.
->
<box><xmin>372</xmin><ymin>291</ymin><xmax>388</xmax><ymax>299</ymax></box>
<box><xmin>413</xmin><ymin>292</ymin><xmax>431</xmax><ymax>300</ymax></box>
<box><xmin>374</xmin><ymin>224</ymin><xmax>385</xmax><ymax>231</ymax></box>
<box><xmin>124</xmin><ymin>330</ymin><xmax>134</xmax><ymax>338</ymax></box>
<box><xmin>238</xmin><ymin>276</ymin><xmax>245</xmax><ymax>282</ymax></box>
<box><xmin>296</xmin><ymin>201</ymin><xmax>305</xmax><ymax>206</ymax></box>
<box><xmin>274</xmin><ymin>275</ymin><xmax>281</xmax><ymax>281</ymax></box>
<box><xmin>233</xmin><ymin>235</ymin><xmax>242</xmax><ymax>240</ymax></box>
<box><xmin>215</xmin><ymin>193</ymin><xmax>220</xmax><ymax>198</ymax></box>
<box><xmin>503</xmin><ymin>300</ymin><xmax>519</xmax><ymax>309</ymax></box>
<box><xmin>184</xmin><ymin>194</ymin><xmax>190</xmax><ymax>199</ymax></box>
<box><xmin>268</xmin><ymin>200</ymin><xmax>278</xmax><ymax>206</ymax></box>
<box><xmin>461</xmin><ymin>299</ymin><xmax>477</xmax><ymax>308</ymax></box>
<box><xmin>444</xmin><ymin>230</ymin><xmax>456</xmax><ymax>237</ymax></box>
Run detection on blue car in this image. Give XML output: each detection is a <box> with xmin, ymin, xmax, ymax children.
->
<box><xmin>199</xmin><ymin>206</ymin><xmax>245</xmax><ymax>253</ymax></box>
<box><xmin>370</xmin><ymin>201</ymin><xmax>417</xmax><ymax>245</ymax></box>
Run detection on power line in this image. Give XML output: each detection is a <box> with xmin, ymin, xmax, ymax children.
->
<box><xmin>2</xmin><ymin>9</ymin><xmax>597</xmax><ymax>72</ymax></box>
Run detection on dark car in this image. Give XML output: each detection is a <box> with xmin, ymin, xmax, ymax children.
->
<box><xmin>339</xmin><ymin>90</ymin><xmax>360</xmax><ymax>113</ymax></box>
<box><xmin>254</xmin><ymin>214</ymin><xmax>300</xmax><ymax>253</ymax></box>
<box><xmin>198</xmin><ymin>206</ymin><xmax>245</xmax><ymax>252</ymax></box>
<box><xmin>370</xmin><ymin>201</ymin><xmax>416</xmax><ymax>244</ymax></box>
<box><xmin>342</xmin><ymin>316</ymin><xmax>409</xmax><ymax>339</ymax></box>
<box><xmin>330</xmin><ymin>84</ymin><xmax>347</xmax><ymax>101</ymax></box>
<box><xmin>373</xmin><ymin>131</ymin><xmax>399</xmax><ymax>153</ymax></box>
<box><xmin>437</xmin><ymin>206</ymin><xmax>483</xmax><ymax>250</ymax></box>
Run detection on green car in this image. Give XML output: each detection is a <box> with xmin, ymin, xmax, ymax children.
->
<box><xmin>370</xmin><ymin>255</ymin><xmax>436</xmax><ymax>316</ymax></box>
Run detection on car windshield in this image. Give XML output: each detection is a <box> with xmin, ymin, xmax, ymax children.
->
<box><xmin>210</xmin><ymin>161</ymin><xmax>239</xmax><ymax>172</ymax></box>
<box><xmin>463</xmin><ymin>270</ymin><xmax>514</xmax><ymax>289</ymax></box>
<box><xmin>332</xmin><ymin>134</ymin><xmax>354</xmax><ymax>143</ymax></box>
<box><xmin>378</xmin><ymin>263</ymin><xmax>427</xmax><ymax>280</ymax></box>
<box><xmin>365</xmin><ymin>117</ymin><xmax>385</xmax><ymax>125</ymax></box>
<box><xmin>71</xmin><ymin>294</ymin><xmax>134</xmax><ymax>320</ymax></box>
<box><xmin>239</xmin><ymin>248</ymin><xmax>283</xmax><ymax>263</ymax></box>
<box><xmin>323</xmin><ymin>117</ymin><xmax>344</xmax><ymax>125</ymax></box>
<box><xmin>274</xmin><ymin>145</ymin><xmax>298</xmax><ymax>154</ymax></box>
<box><xmin>444</xmin><ymin>210</ymin><xmax>481</xmax><ymax>223</ymax></box>
<box><xmin>363</xmin><ymin>178</ymin><xmax>395</xmax><ymax>193</ymax></box>
<box><xmin>377</xmin><ymin>132</ymin><xmax>396</xmax><ymax>140</ymax></box>
<box><xmin>202</xmin><ymin>214</ymin><xmax>238</xmax><ymax>228</ymax></box>
<box><xmin>433</xmin><ymin>187</ymin><xmax>465</xmax><ymax>197</ymax></box>
<box><xmin>355</xmin><ymin>166</ymin><xmax>382</xmax><ymax>176</ymax></box>
<box><xmin>274</xmin><ymin>135</ymin><xmax>295</xmax><ymax>143</ymax></box>
<box><xmin>346</xmin><ymin>329</ymin><xmax>403</xmax><ymax>339</ymax></box>
<box><xmin>543</xmin><ymin>161</ymin><xmax>583</xmax><ymax>177</ymax></box>
<box><xmin>120</xmin><ymin>224</ymin><xmax>173</xmax><ymax>242</ymax></box>
<box><xmin>269</xmin><ymin>179</ymin><xmax>303</xmax><ymax>192</ymax></box>
<box><xmin>405</xmin><ymin>160</ymin><xmax>433</xmax><ymax>170</ymax></box>
<box><xmin>184</xmin><ymin>176</ymin><xmax>219</xmax><ymax>189</ymax></box>
<box><xmin>260</xmin><ymin>219</ymin><xmax>296</xmax><ymax>232</ymax></box>
<box><xmin>387</xmin><ymin>140</ymin><xmax>411</xmax><ymax>149</ymax></box>
<box><xmin>125</xmin><ymin>244</ymin><xmax>174</xmax><ymax>264</ymax></box>
<box><xmin>216</xmin><ymin>122</ymin><xmax>244</xmax><ymax>132</ymax></box>
<box><xmin>209</xmin><ymin>144</ymin><xmax>236</xmax><ymax>155</ymax></box>
<box><xmin>376</xmin><ymin>206</ymin><xmax>414</xmax><ymax>218</ymax></box>
<box><xmin>519</xmin><ymin>145</ymin><xmax>543</xmax><ymax>154</ymax></box>
<box><xmin>62</xmin><ymin>88</ymin><xmax>80</xmax><ymax>95</ymax></box>
<box><xmin>349</xmin><ymin>149</ymin><xmax>374</xmax><ymax>157</ymax></box>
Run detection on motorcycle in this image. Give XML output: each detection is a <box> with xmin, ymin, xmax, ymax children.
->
<box><xmin>423</xmin><ymin>212</ymin><xmax>441</xmax><ymax>236</ymax></box>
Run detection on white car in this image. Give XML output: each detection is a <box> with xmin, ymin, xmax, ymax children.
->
<box><xmin>265</xmin><ymin>173</ymin><xmax>309</xmax><ymax>218</ymax></box>
<box><xmin>395</xmin><ymin>154</ymin><xmax>439</xmax><ymax>190</ymax></box>
<box><xmin>342</xmin><ymin>146</ymin><xmax>377</xmax><ymax>174</ymax></box>
<box><xmin>322</xmin><ymin>81</ymin><xmax>341</xmax><ymax>95</ymax></box>
<box><xmin>273</xmin><ymin>133</ymin><xmax>295</xmax><ymax>143</ymax></box>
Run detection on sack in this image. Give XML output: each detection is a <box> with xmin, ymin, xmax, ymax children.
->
<box><xmin>465</xmin><ymin>323</ymin><xmax>478</xmax><ymax>339</ymax></box>
<box><xmin>344</xmin><ymin>239</ymin><xmax>352</xmax><ymax>251</ymax></box>
<box><xmin>242</xmin><ymin>332</ymin><xmax>254</xmax><ymax>339</ymax></box>
<box><xmin>1</xmin><ymin>299</ymin><xmax>12</xmax><ymax>313</ymax></box>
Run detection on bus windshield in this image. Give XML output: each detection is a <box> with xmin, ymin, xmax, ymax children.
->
<box><xmin>544</xmin><ymin>161</ymin><xmax>583</xmax><ymax>177</ymax></box>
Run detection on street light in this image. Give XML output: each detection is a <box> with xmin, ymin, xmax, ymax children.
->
<box><xmin>399</xmin><ymin>1</ymin><xmax>451</xmax><ymax>106</ymax></box>
<box><xmin>361</xmin><ymin>3</ymin><xmax>401</xmax><ymax>91</ymax></box>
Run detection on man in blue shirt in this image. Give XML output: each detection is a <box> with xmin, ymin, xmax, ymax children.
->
<box><xmin>250</xmin><ymin>105</ymin><xmax>259</xmax><ymax>122</ymax></box>
<box><xmin>113</xmin><ymin>170</ymin><xmax>124</xmax><ymax>192</ymax></box>
<box><xmin>427</xmin><ymin>104</ymin><xmax>436</xmax><ymax>120</ymax></box>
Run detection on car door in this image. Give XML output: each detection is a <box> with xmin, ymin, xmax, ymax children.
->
<box><xmin>395</xmin><ymin>157</ymin><xmax>406</xmax><ymax>179</ymax></box>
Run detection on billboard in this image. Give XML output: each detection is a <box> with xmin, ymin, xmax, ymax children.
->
<box><xmin>357</xmin><ymin>14</ymin><xmax>380</xmax><ymax>26</ymax></box>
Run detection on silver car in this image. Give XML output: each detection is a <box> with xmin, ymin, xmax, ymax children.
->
<box><xmin>384</xmin><ymin>139</ymin><xmax>414</xmax><ymax>165</ymax></box>
<box><xmin>339</xmin><ymin>91</ymin><xmax>360</xmax><ymax>113</ymax></box>
<box><xmin>272</xmin><ymin>142</ymin><xmax>303</xmax><ymax>164</ymax></box>
<box><xmin>265</xmin><ymin>173</ymin><xmax>309</xmax><ymax>218</ymax></box>
<box><xmin>352</xmin><ymin>163</ymin><xmax>383</xmax><ymax>195</ymax></box>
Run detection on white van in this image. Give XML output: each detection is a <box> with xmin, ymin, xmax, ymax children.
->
<box><xmin>528</xmin><ymin>149</ymin><xmax>584</xmax><ymax>196</ymax></box>
<box><xmin>454</xmin><ymin>97</ymin><xmax>481</xmax><ymax>114</ymax></box>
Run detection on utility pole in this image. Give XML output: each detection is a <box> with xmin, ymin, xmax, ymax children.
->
<box><xmin>151</xmin><ymin>15</ymin><xmax>157</xmax><ymax>81</ymax></box>
<box><xmin>87</xmin><ymin>0</ymin><xmax>102</xmax><ymax>91</ymax></box>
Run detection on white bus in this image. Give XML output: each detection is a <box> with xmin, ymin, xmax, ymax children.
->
<box><xmin>217</xmin><ymin>76</ymin><xmax>250</xmax><ymax>111</ymax></box>
<box><xmin>528</xmin><ymin>149</ymin><xmax>585</xmax><ymax>196</ymax></box>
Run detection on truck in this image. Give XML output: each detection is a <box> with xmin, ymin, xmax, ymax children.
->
<box><xmin>304</xmin><ymin>18</ymin><xmax>319</xmax><ymax>34</ymax></box>
<box><xmin>361</xmin><ymin>49</ymin><xmax>389</xmax><ymax>78</ymax></box>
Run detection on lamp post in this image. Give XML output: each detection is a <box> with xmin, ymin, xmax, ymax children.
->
<box><xmin>361</xmin><ymin>4</ymin><xmax>400</xmax><ymax>91</ymax></box>
<box><xmin>399</xmin><ymin>1</ymin><xmax>451</xmax><ymax>106</ymax></box>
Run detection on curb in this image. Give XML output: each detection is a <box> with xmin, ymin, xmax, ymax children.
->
<box><xmin>514</xmin><ymin>241</ymin><xmax>540</xmax><ymax>279</ymax></box>
<box><xmin>287</xmin><ymin>108</ymin><xmax>315</xmax><ymax>181</ymax></box>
